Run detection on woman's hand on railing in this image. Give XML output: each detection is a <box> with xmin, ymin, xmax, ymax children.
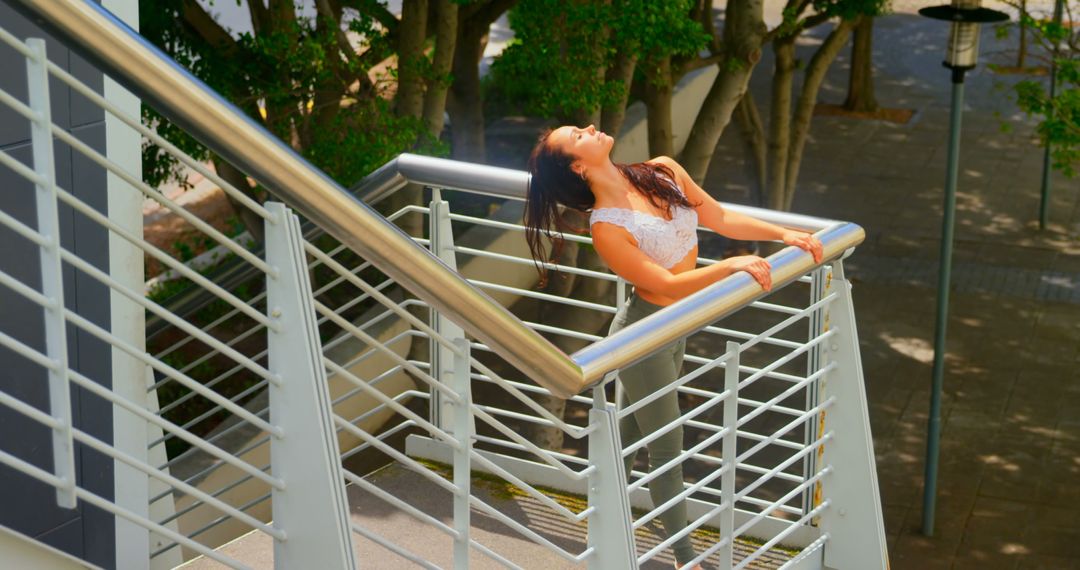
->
<box><xmin>781</xmin><ymin>230</ymin><xmax>824</xmax><ymax>263</ymax></box>
<box><xmin>727</xmin><ymin>255</ymin><xmax>773</xmax><ymax>292</ymax></box>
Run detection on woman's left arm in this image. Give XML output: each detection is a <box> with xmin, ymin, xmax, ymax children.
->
<box><xmin>649</xmin><ymin>156</ymin><xmax>824</xmax><ymax>263</ymax></box>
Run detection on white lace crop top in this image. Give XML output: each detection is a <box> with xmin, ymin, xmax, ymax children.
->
<box><xmin>589</xmin><ymin>194</ymin><xmax>699</xmax><ymax>269</ymax></box>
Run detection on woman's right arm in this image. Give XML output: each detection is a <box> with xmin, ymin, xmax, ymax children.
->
<box><xmin>591</xmin><ymin>223</ymin><xmax>773</xmax><ymax>298</ymax></box>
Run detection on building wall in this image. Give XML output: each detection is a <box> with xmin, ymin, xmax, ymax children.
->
<box><xmin>0</xmin><ymin>3</ymin><xmax>116</xmax><ymax>567</ymax></box>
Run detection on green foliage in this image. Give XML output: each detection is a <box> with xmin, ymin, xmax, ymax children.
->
<box><xmin>488</xmin><ymin>0</ymin><xmax>710</xmax><ymax>120</ymax></box>
<box><xmin>139</xmin><ymin>0</ymin><xmax>442</xmax><ymax>191</ymax></box>
<box><xmin>1005</xmin><ymin>2</ymin><xmax>1080</xmax><ymax>177</ymax></box>
<box><xmin>775</xmin><ymin>0</ymin><xmax>887</xmax><ymax>38</ymax></box>
<box><xmin>305</xmin><ymin>97</ymin><xmax>448</xmax><ymax>187</ymax></box>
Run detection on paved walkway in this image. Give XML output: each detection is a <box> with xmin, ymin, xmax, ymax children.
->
<box><xmin>700</xmin><ymin>6</ymin><xmax>1080</xmax><ymax>569</ymax></box>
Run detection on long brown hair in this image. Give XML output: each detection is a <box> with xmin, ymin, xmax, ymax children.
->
<box><xmin>524</xmin><ymin>128</ymin><xmax>696</xmax><ymax>286</ymax></box>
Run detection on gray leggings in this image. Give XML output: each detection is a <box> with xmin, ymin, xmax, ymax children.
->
<box><xmin>608</xmin><ymin>293</ymin><xmax>696</xmax><ymax>565</ymax></box>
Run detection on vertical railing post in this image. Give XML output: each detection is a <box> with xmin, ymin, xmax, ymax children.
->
<box><xmin>718</xmin><ymin>342</ymin><xmax>740</xmax><ymax>570</ymax></box>
<box><xmin>264</xmin><ymin>202</ymin><xmax>357</xmax><ymax>570</ymax></box>
<box><xmin>587</xmin><ymin>387</ymin><xmax>637</xmax><ymax>570</ymax></box>
<box><xmin>447</xmin><ymin>338</ymin><xmax>472</xmax><ymax>569</ymax></box>
<box><xmin>428</xmin><ymin>188</ymin><xmax>466</xmax><ymax>433</ymax></box>
<box><xmin>26</xmin><ymin>37</ymin><xmax>76</xmax><ymax>510</ymax></box>
<box><xmin>816</xmin><ymin>260</ymin><xmax>888</xmax><ymax>570</ymax></box>
<box><xmin>802</xmin><ymin>266</ymin><xmax>827</xmax><ymax>516</ymax></box>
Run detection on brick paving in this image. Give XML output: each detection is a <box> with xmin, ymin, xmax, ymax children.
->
<box><xmin>701</xmin><ymin>4</ymin><xmax>1080</xmax><ymax>568</ymax></box>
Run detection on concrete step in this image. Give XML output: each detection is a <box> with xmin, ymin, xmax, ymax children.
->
<box><xmin>349</xmin><ymin>461</ymin><xmax>797</xmax><ymax>569</ymax></box>
<box><xmin>182</xmin><ymin>461</ymin><xmax>800</xmax><ymax>569</ymax></box>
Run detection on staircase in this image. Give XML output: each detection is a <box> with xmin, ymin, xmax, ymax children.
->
<box><xmin>0</xmin><ymin>0</ymin><xmax>888</xmax><ymax>568</ymax></box>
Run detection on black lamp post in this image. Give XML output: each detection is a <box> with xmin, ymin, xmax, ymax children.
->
<box><xmin>917</xmin><ymin>0</ymin><xmax>1008</xmax><ymax>538</ymax></box>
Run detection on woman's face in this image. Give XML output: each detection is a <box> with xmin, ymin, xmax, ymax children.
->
<box><xmin>547</xmin><ymin>124</ymin><xmax>613</xmax><ymax>175</ymax></box>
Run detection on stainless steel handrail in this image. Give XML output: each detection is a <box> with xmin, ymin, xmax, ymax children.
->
<box><xmin>7</xmin><ymin>0</ymin><xmax>864</xmax><ymax>398</ymax></box>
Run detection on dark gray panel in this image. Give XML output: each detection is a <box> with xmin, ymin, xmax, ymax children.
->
<box><xmin>0</xmin><ymin>37</ymin><xmax>115</xmax><ymax>569</ymax></box>
<box><xmin>0</xmin><ymin>142</ymin><xmax>78</xmax><ymax>537</ymax></box>
<box><xmin>65</xmin><ymin>121</ymin><xmax>114</xmax><ymax>568</ymax></box>
<box><xmin>68</xmin><ymin>51</ymin><xmax>105</xmax><ymax>129</ymax></box>
<box><xmin>0</xmin><ymin>2</ymin><xmax>74</xmax><ymax>148</ymax></box>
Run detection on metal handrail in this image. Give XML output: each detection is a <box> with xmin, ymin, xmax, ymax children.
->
<box><xmin>148</xmin><ymin>152</ymin><xmax>835</xmax><ymax>339</ymax></box>
<box><xmin>7</xmin><ymin>0</ymin><xmax>864</xmax><ymax>398</ymax></box>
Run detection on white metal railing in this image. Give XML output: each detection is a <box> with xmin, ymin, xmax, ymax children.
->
<box><xmin>0</xmin><ymin>1</ymin><xmax>889</xmax><ymax>569</ymax></box>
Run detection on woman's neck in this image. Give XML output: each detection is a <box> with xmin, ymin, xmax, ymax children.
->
<box><xmin>588</xmin><ymin>161</ymin><xmax>633</xmax><ymax>206</ymax></box>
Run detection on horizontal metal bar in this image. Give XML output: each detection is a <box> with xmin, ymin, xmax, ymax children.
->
<box><xmin>736</xmin><ymin>397</ymin><xmax>837</xmax><ymax>467</ymax></box>
<box><xmin>304</xmin><ymin>243</ymin><xmax>464</xmax><ymax>358</ymax></box>
<box><xmin>332</xmin><ymin>415</ymin><xmax>462</xmax><ymax>496</ymax></box>
<box><xmin>338</xmin><ymin>415</ymin><xmax>419</xmax><ymax>463</ymax></box>
<box><xmin>52</xmin><ymin>184</ymin><xmax>272</xmax><ymax>328</ymax></box>
<box><xmin>469</xmin><ymin>406</ymin><xmax>589</xmax><ymax>480</ymax></box>
<box><xmin>63</xmin><ymin>365</ymin><xmax>284</xmax><ymax>491</ymax></box>
<box><xmin>468</xmin><ymin>371</ymin><xmax>595</xmax><ymax>406</ymax></box>
<box><xmin>0</xmin><ymin>144</ymin><xmax>47</xmax><ymax>186</ymax></box>
<box><xmin>156</xmin><ymin>488</ymin><xmax>273</xmax><ymax>556</ymax></box>
<box><xmin>342</xmin><ymin>470</ymin><xmax>460</xmax><ymax>539</ymax></box>
<box><xmin>734</xmin><ymin>497</ymin><xmax>831</xmax><ymax>570</ymax></box>
<box><xmin>0</xmin><ymin>386</ymin><xmax>62</xmax><ymax>429</ymax></box>
<box><xmin>467</xmin><ymin>494</ymin><xmax>589</xmax><ymax>563</ymax></box>
<box><xmin>55</xmin><ymin>249</ymin><xmax>281</xmax><ymax>395</ymax></box>
<box><xmin>349</xmin><ymin>523</ymin><xmax>441</xmax><ymax>570</ymax></box>
<box><xmin>618</xmin><ymin>349</ymin><xmax>735</xmax><ymax>420</ymax></box>
<box><xmin>454</xmin><ymin>245</ymin><xmax>618</xmax><ymax>282</ymax></box>
<box><xmin>628</xmin><ymin>421</ymin><xmax>732</xmax><ymax>494</ymax></box>
<box><xmin>471</xmin><ymin>434</ymin><xmax>591</xmax><ymax>468</ymax></box>
<box><xmin>0</xmin><ymin>448</ymin><xmax>66</xmax><ymax>488</ymax></box>
<box><xmin>50</xmin><ymin>125</ymin><xmax>276</xmax><ymax>278</ymax></box>
<box><xmin>737</xmin><ymin>363</ymin><xmax>834</xmax><ymax>432</ymax></box>
<box><xmin>459</xmin><ymin>360</ymin><xmax>592</xmax><ymax>439</ymax></box>
<box><xmin>466</xmin><ymin>449</ymin><xmax>586</xmax><ymax>521</ymax></box>
<box><xmin>638</xmin><ymin>498</ymin><xmax>731</xmax><ymax>565</ymax></box>
<box><xmin>0</xmin><ymin>266</ymin><xmax>56</xmax><ymax>310</ymax></box>
<box><xmin>470</xmin><ymin>538</ymin><xmax>528</xmax><ymax>570</ymax></box>
<box><xmin>154</xmin><ymin>462</ymin><xmax>269</xmax><ymax>526</ymax></box>
<box><xmin>737</xmin><ymin>293</ymin><xmax>838</xmax><ymax>356</ymax></box>
<box><xmin>59</xmin><ymin>303</ymin><xmax>281</xmax><ymax>438</ymax></box>
<box><xmin>447</xmin><ymin>212</ymin><xmax>594</xmax><ymax>244</ymax></box>
<box><xmin>736</xmin><ymin>433</ymin><xmax>834</xmax><ymax>504</ymax></box>
<box><xmin>0</xmin><ymin>83</ymin><xmax>41</xmax><ymax>123</ymax></box>
<box><xmin>468</xmin><ymin>279</ymin><xmax>617</xmax><ymax>314</ymax></box>
<box><xmin>330</xmin><ymin>357</ymin><xmax>409</xmax><ymax>408</ymax></box>
<box><xmin>0</xmin><ymin>202</ymin><xmax>51</xmax><ymax>247</ymax></box>
<box><xmin>71</xmin><ymin>427</ymin><xmax>284</xmax><ymax>540</ymax></box>
<box><xmin>633</xmin><ymin>459</ymin><xmax>730</xmax><ymax>531</ymax></box>
<box><xmin>315</xmin><ymin>303</ymin><xmax>462</xmax><ymax>405</ymax></box>
<box><xmin>42</xmin><ymin>60</ymin><xmax>273</xmax><ymax>221</ymax></box>
<box><xmin>78</xmin><ymin>487</ymin><xmax>252</xmax><ymax>569</ymax></box>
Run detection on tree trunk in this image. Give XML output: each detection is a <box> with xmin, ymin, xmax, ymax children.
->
<box><xmin>765</xmin><ymin>39</ymin><xmax>795</xmax><ymax>212</ymax></box>
<box><xmin>448</xmin><ymin>19</ymin><xmax>489</xmax><ymax>162</ymax></box>
<box><xmin>396</xmin><ymin>0</ymin><xmax>429</xmax><ymax>119</ymax></box>
<box><xmin>784</xmin><ymin>20</ymin><xmax>855</xmax><ymax>210</ymax></box>
<box><xmin>1017</xmin><ymin>0</ymin><xmax>1028</xmax><ymax>68</ymax></box>
<box><xmin>212</xmin><ymin>158</ymin><xmax>265</xmax><ymax>245</ymax></box>
<box><xmin>678</xmin><ymin>0</ymin><xmax>767</xmax><ymax>184</ymax></box>
<box><xmin>602</xmin><ymin>51</ymin><xmax>639</xmax><ymax>138</ymax></box>
<box><xmin>644</xmin><ymin>55</ymin><xmax>675</xmax><ymax>158</ymax></box>
<box><xmin>843</xmin><ymin>15</ymin><xmax>878</xmax><ymax>113</ymax></box>
<box><xmin>734</xmin><ymin>94</ymin><xmax>767</xmax><ymax>206</ymax></box>
<box><xmin>423</xmin><ymin>0</ymin><xmax>459</xmax><ymax>136</ymax></box>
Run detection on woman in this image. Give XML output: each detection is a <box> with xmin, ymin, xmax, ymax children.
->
<box><xmin>524</xmin><ymin>124</ymin><xmax>823</xmax><ymax>569</ymax></box>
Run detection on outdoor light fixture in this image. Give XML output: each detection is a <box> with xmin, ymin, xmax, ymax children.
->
<box><xmin>917</xmin><ymin>0</ymin><xmax>1007</xmax><ymax>538</ymax></box>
